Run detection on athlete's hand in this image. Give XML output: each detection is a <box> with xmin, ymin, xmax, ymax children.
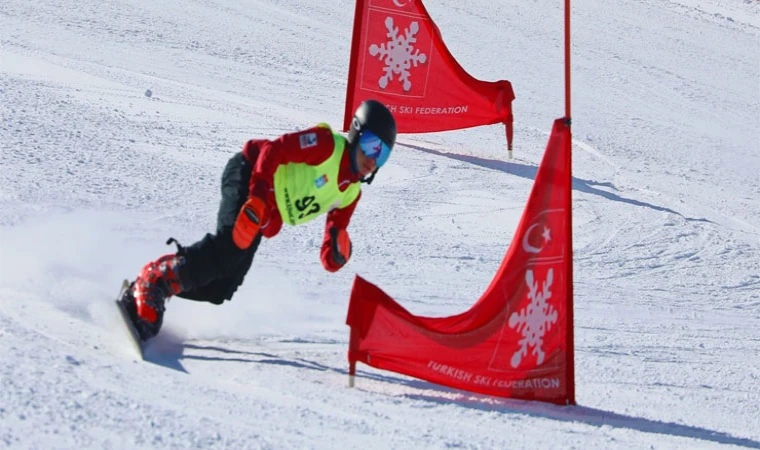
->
<box><xmin>232</xmin><ymin>197</ymin><xmax>269</xmax><ymax>249</ymax></box>
<box><xmin>321</xmin><ymin>227</ymin><xmax>351</xmax><ymax>271</ymax></box>
<box><xmin>330</xmin><ymin>227</ymin><xmax>352</xmax><ymax>266</ymax></box>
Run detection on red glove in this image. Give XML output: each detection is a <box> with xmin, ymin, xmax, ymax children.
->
<box><xmin>232</xmin><ymin>197</ymin><xmax>268</xmax><ymax>249</ymax></box>
<box><xmin>321</xmin><ymin>227</ymin><xmax>351</xmax><ymax>272</ymax></box>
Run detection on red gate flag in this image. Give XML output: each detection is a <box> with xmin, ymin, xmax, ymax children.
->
<box><xmin>343</xmin><ymin>0</ymin><xmax>516</xmax><ymax>149</ymax></box>
<box><xmin>347</xmin><ymin>119</ymin><xmax>574</xmax><ymax>405</ymax></box>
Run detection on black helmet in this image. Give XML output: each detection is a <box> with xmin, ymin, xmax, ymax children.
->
<box><xmin>348</xmin><ymin>100</ymin><xmax>396</xmax><ymax>183</ymax></box>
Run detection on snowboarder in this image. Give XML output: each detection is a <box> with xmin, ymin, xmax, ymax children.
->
<box><xmin>119</xmin><ymin>100</ymin><xmax>397</xmax><ymax>341</ymax></box>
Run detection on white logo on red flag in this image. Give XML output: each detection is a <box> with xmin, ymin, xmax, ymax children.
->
<box><xmin>488</xmin><ymin>209</ymin><xmax>566</xmax><ymax>372</ymax></box>
<box><xmin>508</xmin><ymin>269</ymin><xmax>558</xmax><ymax>368</ymax></box>
<box><xmin>361</xmin><ymin>5</ymin><xmax>433</xmax><ymax>98</ymax></box>
<box><xmin>522</xmin><ymin>223</ymin><xmax>552</xmax><ymax>254</ymax></box>
<box><xmin>368</xmin><ymin>18</ymin><xmax>428</xmax><ymax>92</ymax></box>
<box><xmin>520</xmin><ymin>210</ymin><xmax>566</xmax><ymax>260</ymax></box>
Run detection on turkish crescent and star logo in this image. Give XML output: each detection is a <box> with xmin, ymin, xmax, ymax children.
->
<box><xmin>522</xmin><ymin>223</ymin><xmax>552</xmax><ymax>254</ymax></box>
<box><xmin>392</xmin><ymin>0</ymin><xmax>410</xmax><ymax>6</ymax></box>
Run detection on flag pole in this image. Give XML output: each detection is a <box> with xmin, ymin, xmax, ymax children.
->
<box><xmin>564</xmin><ymin>0</ymin><xmax>576</xmax><ymax>405</ymax></box>
<box><xmin>565</xmin><ymin>0</ymin><xmax>572</xmax><ymax>122</ymax></box>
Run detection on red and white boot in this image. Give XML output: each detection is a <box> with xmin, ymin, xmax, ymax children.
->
<box><xmin>122</xmin><ymin>254</ymin><xmax>188</xmax><ymax>340</ymax></box>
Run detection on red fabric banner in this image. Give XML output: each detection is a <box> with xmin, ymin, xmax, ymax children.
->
<box><xmin>347</xmin><ymin>119</ymin><xmax>574</xmax><ymax>404</ymax></box>
<box><xmin>343</xmin><ymin>0</ymin><xmax>515</xmax><ymax>148</ymax></box>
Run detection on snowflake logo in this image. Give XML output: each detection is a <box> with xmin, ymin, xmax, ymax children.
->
<box><xmin>369</xmin><ymin>17</ymin><xmax>428</xmax><ymax>92</ymax></box>
<box><xmin>508</xmin><ymin>269</ymin><xmax>558</xmax><ymax>368</ymax></box>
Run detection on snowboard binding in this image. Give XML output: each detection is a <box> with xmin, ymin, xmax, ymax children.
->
<box><xmin>119</xmin><ymin>281</ymin><xmax>164</xmax><ymax>341</ymax></box>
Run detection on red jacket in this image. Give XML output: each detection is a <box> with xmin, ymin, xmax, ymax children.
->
<box><xmin>241</xmin><ymin>125</ymin><xmax>362</xmax><ymax>272</ymax></box>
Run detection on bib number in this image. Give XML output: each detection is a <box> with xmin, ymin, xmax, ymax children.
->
<box><xmin>295</xmin><ymin>196</ymin><xmax>321</xmax><ymax>220</ymax></box>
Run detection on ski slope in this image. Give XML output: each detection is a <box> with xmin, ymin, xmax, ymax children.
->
<box><xmin>1</xmin><ymin>0</ymin><xmax>758</xmax><ymax>448</ymax></box>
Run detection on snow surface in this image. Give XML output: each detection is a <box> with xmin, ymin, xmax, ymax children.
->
<box><xmin>1</xmin><ymin>0</ymin><xmax>759</xmax><ymax>448</ymax></box>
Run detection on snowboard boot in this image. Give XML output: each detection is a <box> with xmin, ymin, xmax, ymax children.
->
<box><xmin>122</xmin><ymin>253</ymin><xmax>189</xmax><ymax>340</ymax></box>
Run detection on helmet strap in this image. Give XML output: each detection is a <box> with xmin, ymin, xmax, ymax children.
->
<box><xmin>348</xmin><ymin>140</ymin><xmax>361</xmax><ymax>175</ymax></box>
<box><xmin>361</xmin><ymin>169</ymin><xmax>378</xmax><ymax>184</ymax></box>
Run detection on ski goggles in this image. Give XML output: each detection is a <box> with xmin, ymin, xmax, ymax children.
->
<box><xmin>358</xmin><ymin>131</ymin><xmax>391</xmax><ymax>168</ymax></box>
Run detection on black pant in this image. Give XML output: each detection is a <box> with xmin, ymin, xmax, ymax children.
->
<box><xmin>176</xmin><ymin>152</ymin><xmax>261</xmax><ymax>305</ymax></box>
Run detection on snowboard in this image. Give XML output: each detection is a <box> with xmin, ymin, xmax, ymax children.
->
<box><xmin>115</xmin><ymin>279</ymin><xmax>145</xmax><ymax>360</ymax></box>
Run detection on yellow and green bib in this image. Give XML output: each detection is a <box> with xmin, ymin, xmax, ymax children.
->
<box><xmin>273</xmin><ymin>131</ymin><xmax>361</xmax><ymax>226</ymax></box>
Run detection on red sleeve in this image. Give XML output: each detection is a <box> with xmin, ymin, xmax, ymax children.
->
<box><xmin>320</xmin><ymin>192</ymin><xmax>361</xmax><ymax>272</ymax></box>
<box><xmin>253</xmin><ymin>126</ymin><xmax>336</xmax><ymax>183</ymax></box>
<box><xmin>325</xmin><ymin>191</ymin><xmax>360</xmax><ymax>231</ymax></box>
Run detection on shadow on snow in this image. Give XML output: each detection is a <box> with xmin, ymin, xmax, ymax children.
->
<box><xmin>145</xmin><ymin>340</ymin><xmax>757</xmax><ymax>449</ymax></box>
<box><xmin>402</xmin><ymin>143</ymin><xmax>711</xmax><ymax>224</ymax></box>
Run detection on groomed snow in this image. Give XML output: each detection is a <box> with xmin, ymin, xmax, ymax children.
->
<box><xmin>1</xmin><ymin>0</ymin><xmax>758</xmax><ymax>448</ymax></box>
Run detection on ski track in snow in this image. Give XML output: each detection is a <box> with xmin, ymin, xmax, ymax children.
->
<box><xmin>1</xmin><ymin>0</ymin><xmax>759</xmax><ymax>448</ymax></box>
